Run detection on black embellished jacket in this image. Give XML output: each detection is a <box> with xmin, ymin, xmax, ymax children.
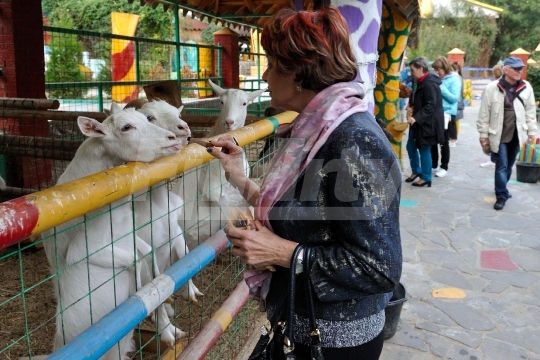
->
<box><xmin>267</xmin><ymin>112</ymin><xmax>403</xmax><ymax>322</ymax></box>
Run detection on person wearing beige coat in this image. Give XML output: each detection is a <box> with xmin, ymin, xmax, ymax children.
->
<box><xmin>477</xmin><ymin>57</ymin><xmax>537</xmax><ymax>210</ymax></box>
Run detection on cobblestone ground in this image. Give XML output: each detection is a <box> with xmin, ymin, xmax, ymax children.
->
<box><xmin>382</xmin><ymin>105</ymin><xmax>540</xmax><ymax>360</ymax></box>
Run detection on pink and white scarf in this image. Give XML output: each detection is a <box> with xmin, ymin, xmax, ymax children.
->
<box><xmin>255</xmin><ymin>81</ymin><xmax>368</xmax><ymax>230</ymax></box>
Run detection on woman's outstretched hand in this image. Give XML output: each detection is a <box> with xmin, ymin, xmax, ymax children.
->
<box><xmin>225</xmin><ymin>220</ymin><xmax>298</xmax><ymax>269</ymax></box>
<box><xmin>206</xmin><ymin>136</ymin><xmax>246</xmax><ymax>186</ymax></box>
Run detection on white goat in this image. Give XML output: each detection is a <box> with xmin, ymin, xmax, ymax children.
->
<box><xmin>173</xmin><ymin>80</ymin><xmax>266</xmax><ymax>249</ymax></box>
<box><xmin>131</xmin><ymin>100</ymin><xmax>203</xmax><ymax>344</ymax></box>
<box><xmin>42</xmin><ymin>104</ymin><xmax>181</xmax><ymax>360</ymax></box>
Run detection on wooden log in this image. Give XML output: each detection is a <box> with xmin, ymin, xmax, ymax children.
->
<box><xmin>0</xmin><ymin>108</ymin><xmax>107</xmax><ymax>121</ymax></box>
<box><xmin>0</xmin><ymin>97</ymin><xmax>60</xmax><ymax>110</ymax></box>
<box><xmin>0</xmin><ymin>134</ymin><xmax>82</xmax><ymax>151</ymax></box>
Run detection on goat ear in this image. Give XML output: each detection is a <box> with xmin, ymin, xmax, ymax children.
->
<box><xmin>77</xmin><ymin>117</ymin><xmax>107</xmax><ymax>138</ymax></box>
<box><xmin>178</xmin><ymin>105</ymin><xmax>184</xmax><ymax>114</ymax></box>
<box><xmin>247</xmin><ymin>87</ymin><xmax>267</xmax><ymax>102</ymax></box>
<box><xmin>208</xmin><ymin>79</ymin><xmax>226</xmax><ymax>96</ymax></box>
<box><xmin>110</xmin><ymin>102</ymin><xmax>122</xmax><ymax>114</ymax></box>
<box><xmin>103</xmin><ymin>109</ymin><xmax>111</xmax><ymax>116</ymax></box>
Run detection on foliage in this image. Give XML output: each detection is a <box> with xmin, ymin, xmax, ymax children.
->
<box><xmin>43</xmin><ymin>0</ymin><xmax>174</xmax><ymax>59</ymax></box>
<box><xmin>409</xmin><ymin>1</ymin><xmax>498</xmax><ymax>67</ymax></box>
<box><xmin>201</xmin><ymin>23</ymin><xmax>224</xmax><ymax>45</ymax></box>
<box><xmin>480</xmin><ymin>0</ymin><xmax>540</xmax><ymax>64</ymax></box>
<box><xmin>45</xmin><ymin>11</ymin><xmax>85</xmax><ymax>99</ymax></box>
<box><xmin>526</xmin><ymin>67</ymin><xmax>540</xmax><ymax>102</ymax></box>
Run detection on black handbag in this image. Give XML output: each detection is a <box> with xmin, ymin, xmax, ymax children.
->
<box><xmin>247</xmin><ymin>244</ymin><xmax>324</xmax><ymax>360</ymax></box>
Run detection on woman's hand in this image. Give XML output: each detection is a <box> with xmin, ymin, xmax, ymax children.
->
<box><xmin>206</xmin><ymin>136</ymin><xmax>246</xmax><ymax>183</ymax></box>
<box><xmin>225</xmin><ymin>220</ymin><xmax>298</xmax><ymax>269</ymax></box>
<box><xmin>407</xmin><ymin>117</ymin><xmax>416</xmax><ymax>125</ymax></box>
<box><xmin>479</xmin><ymin>137</ymin><xmax>489</xmax><ymax>146</ymax></box>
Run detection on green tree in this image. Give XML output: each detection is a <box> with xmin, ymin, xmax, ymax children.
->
<box><xmin>201</xmin><ymin>23</ymin><xmax>224</xmax><ymax>45</ymax></box>
<box><xmin>480</xmin><ymin>0</ymin><xmax>540</xmax><ymax>64</ymax></box>
<box><xmin>409</xmin><ymin>1</ymin><xmax>498</xmax><ymax>67</ymax></box>
<box><xmin>45</xmin><ymin>11</ymin><xmax>85</xmax><ymax>99</ymax></box>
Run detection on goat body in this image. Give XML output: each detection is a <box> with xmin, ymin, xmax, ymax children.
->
<box><xmin>42</xmin><ymin>104</ymin><xmax>180</xmax><ymax>360</ymax></box>
<box><xmin>132</xmin><ymin>100</ymin><xmax>202</xmax><ymax>345</ymax></box>
<box><xmin>173</xmin><ymin>80</ymin><xmax>266</xmax><ymax>249</ymax></box>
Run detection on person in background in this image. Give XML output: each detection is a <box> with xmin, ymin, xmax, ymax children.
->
<box><xmin>207</xmin><ymin>7</ymin><xmax>402</xmax><ymax>359</ymax></box>
<box><xmin>477</xmin><ymin>57</ymin><xmax>537</xmax><ymax>210</ymax></box>
<box><xmin>451</xmin><ymin>61</ymin><xmax>465</xmax><ymax>146</ymax></box>
<box><xmin>492</xmin><ymin>64</ymin><xmax>503</xmax><ymax>79</ymax></box>
<box><xmin>405</xmin><ymin>56</ymin><xmax>445</xmax><ymax>187</ymax></box>
<box><xmin>430</xmin><ymin>57</ymin><xmax>461</xmax><ymax>178</ymax></box>
<box><xmin>479</xmin><ymin>64</ymin><xmax>504</xmax><ymax>168</ymax></box>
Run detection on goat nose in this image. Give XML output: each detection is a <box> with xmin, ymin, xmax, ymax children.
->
<box><xmin>225</xmin><ymin>120</ymin><xmax>234</xmax><ymax>127</ymax></box>
<box><xmin>168</xmin><ymin>135</ymin><xmax>177</xmax><ymax>141</ymax></box>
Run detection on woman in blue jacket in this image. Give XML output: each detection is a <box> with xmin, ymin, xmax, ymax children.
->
<box><xmin>431</xmin><ymin>56</ymin><xmax>461</xmax><ymax>178</ymax></box>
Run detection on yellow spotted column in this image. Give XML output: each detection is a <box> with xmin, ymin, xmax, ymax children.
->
<box><xmin>375</xmin><ymin>3</ymin><xmax>411</xmax><ymax>160</ymax></box>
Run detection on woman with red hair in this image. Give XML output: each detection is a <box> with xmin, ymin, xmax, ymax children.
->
<box><xmin>208</xmin><ymin>7</ymin><xmax>402</xmax><ymax>359</ymax></box>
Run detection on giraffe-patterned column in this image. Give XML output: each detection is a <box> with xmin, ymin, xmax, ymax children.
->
<box><xmin>374</xmin><ymin>2</ymin><xmax>411</xmax><ymax>159</ymax></box>
<box><xmin>335</xmin><ymin>0</ymin><xmax>382</xmax><ymax>115</ymax></box>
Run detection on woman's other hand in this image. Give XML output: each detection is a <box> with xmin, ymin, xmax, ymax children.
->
<box><xmin>225</xmin><ymin>220</ymin><xmax>298</xmax><ymax>269</ymax></box>
<box><xmin>407</xmin><ymin>116</ymin><xmax>416</xmax><ymax>125</ymax></box>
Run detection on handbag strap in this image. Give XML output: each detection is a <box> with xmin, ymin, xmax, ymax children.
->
<box><xmin>283</xmin><ymin>243</ymin><xmax>305</xmax><ymax>355</ymax></box>
<box><xmin>303</xmin><ymin>246</ymin><xmax>321</xmax><ymax>346</ymax></box>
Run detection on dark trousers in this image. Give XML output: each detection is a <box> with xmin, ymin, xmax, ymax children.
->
<box><xmin>448</xmin><ymin>115</ymin><xmax>457</xmax><ymax>140</ymax></box>
<box><xmin>294</xmin><ymin>330</ymin><xmax>384</xmax><ymax>360</ymax></box>
<box><xmin>491</xmin><ymin>132</ymin><xmax>520</xmax><ymax>201</ymax></box>
<box><xmin>431</xmin><ymin>128</ymin><xmax>450</xmax><ymax>170</ymax></box>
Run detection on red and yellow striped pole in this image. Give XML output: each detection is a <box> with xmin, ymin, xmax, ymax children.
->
<box><xmin>111</xmin><ymin>12</ymin><xmax>140</xmax><ymax>103</ymax></box>
<box><xmin>0</xmin><ymin>112</ymin><xmax>297</xmax><ymax>250</ymax></box>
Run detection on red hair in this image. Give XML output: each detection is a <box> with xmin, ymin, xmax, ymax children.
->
<box><xmin>261</xmin><ymin>7</ymin><xmax>357</xmax><ymax>91</ymax></box>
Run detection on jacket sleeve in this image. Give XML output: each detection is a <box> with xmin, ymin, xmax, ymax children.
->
<box><xmin>413</xmin><ymin>82</ymin><xmax>439</xmax><ymax>125</ymax></box>
<box><xmin>477</xmin><ymin>85</ymin><xmax>493</xmax><ymax>138</ymax></box>
<box><xmin>440</xmin><ymin>77</ymin><xmax>460</xmax><ymax>105</ymax></box>
<box><xmin>308</xmin><ymin>123</ymin><xmax>402</xmax><ymax>302</ymax></box>
<box><xmin>524</xmin><ymin>83</ymin><xmax>537</xmax><ymax>135</ymax></box>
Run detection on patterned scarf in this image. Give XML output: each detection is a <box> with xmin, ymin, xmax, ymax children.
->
<box><xmin>255</xmin><ymin>81</ymin><xmax>368</xmax><ymax>230</ymax></box>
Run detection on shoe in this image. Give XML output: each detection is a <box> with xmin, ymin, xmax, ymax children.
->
<box><xmin>480</xmin><ymin>161</ymin><xmax>494</xmax><ymax>168</ymax></box>
<box><xmin>405</xmin><ymin>174</ymin><xmax>420</xmax><ymax>183</ymax></box>
<box><xmin>432</xmin><ymin>166</ymin><xmax>440</xmax><ymax>173</ymax></box>
<box><xmin>412</xmin><ymin>180</ymin><xmax>431</xmax><ymax>187</ymax></box>
<box><xmin>449</xmin><ymin>142</ymin><xmax>456</xmax><ymax>148</ymax></box>
<box><xmin>494</xmin><ymin>198</ymin><xmax>506</xmax><ymax>210</ymax></box>
<box><xmin>435</xmin><ymin>169</ymin><xmax>448</xmax><ymax>177</ymax></box>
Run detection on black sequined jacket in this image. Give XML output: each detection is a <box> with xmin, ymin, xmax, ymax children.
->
<box><xmin>266</xmin><ymin>112</ymin><xmax>403</xmax><ymax>322</ymax></box>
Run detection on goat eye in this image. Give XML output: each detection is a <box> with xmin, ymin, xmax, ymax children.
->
<box><xmin>147</xmin><ymin>116</ymin><xmax>155</xmax><ymax>122</ymax></box>
<box><xmin>121</xmin><ymin>124</ymin><xmax>133</xmax><ymax>132</ymax></box>
<box><xmin>243</xmin><ymin>102</ymin><xmax>247</xmax><ymax>106</ymax></box>
<box><xmin>220</xmin><ymin>101</ymin><xmax>224</xmax><ymax>105</ymax></box>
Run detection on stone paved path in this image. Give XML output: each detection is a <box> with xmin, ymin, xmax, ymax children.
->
<box><xmin>381</xmin><ymin>105</ymin><xmax>540</xmax><ymax>359</ymax></box>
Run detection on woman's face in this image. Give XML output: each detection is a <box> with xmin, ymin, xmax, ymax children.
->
<box><xmin>262</xmin><ymin>57</ymin><xmax>298</xmax><ymax>111</ymax></box>
<box><xmin>433</xmin><ymin>67</ymin><xmax>446</xmax><ymax>78</ymax></box>
<box><xmin>410</xmin><ymin>65</ymin><xmax>425</xmax><ymax>80</ymax></box>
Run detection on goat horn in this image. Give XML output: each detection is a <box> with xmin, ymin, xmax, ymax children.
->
<box><xmin>124</xmin><ymin>99</ymin><xmax>149</xmax><ymax>110</ymax></box>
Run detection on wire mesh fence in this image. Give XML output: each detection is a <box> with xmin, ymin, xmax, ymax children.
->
<box><xmin>0</xmin><ymin>131</ymin><xmax>279</xmax><ymax>359</ymax></box>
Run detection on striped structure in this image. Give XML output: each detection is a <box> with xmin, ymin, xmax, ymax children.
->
<box><xmin>111</xmin><ymin>12</ymin><xmax>140</xmax><ymax>103</ymax></box>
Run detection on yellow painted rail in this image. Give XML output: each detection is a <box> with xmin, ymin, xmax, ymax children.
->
<box><xmin>0</xmin><ymin>111</ymin><xmax>297</xmax><ymax>249</ymax></box>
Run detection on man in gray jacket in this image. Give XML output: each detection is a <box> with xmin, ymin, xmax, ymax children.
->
<box><xmin>477</xmin><ymin>57</ymin><xmax>537</xmax><ymax>210</ymax></box>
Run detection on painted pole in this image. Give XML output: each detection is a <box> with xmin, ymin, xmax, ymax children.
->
<box><xmin>177</xmin><ymin>281</ymin><xmax>250</xmax><ymax>360</ymax></box>
<box><xmin>46</xmin><ymin>230</ymin><xmax>230</xmax><ymax>360</ymax></box>
<box><xmin>0</xmin><ymin>111</ymin><xmax>297</xmax><ymax>250</ymax></box>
